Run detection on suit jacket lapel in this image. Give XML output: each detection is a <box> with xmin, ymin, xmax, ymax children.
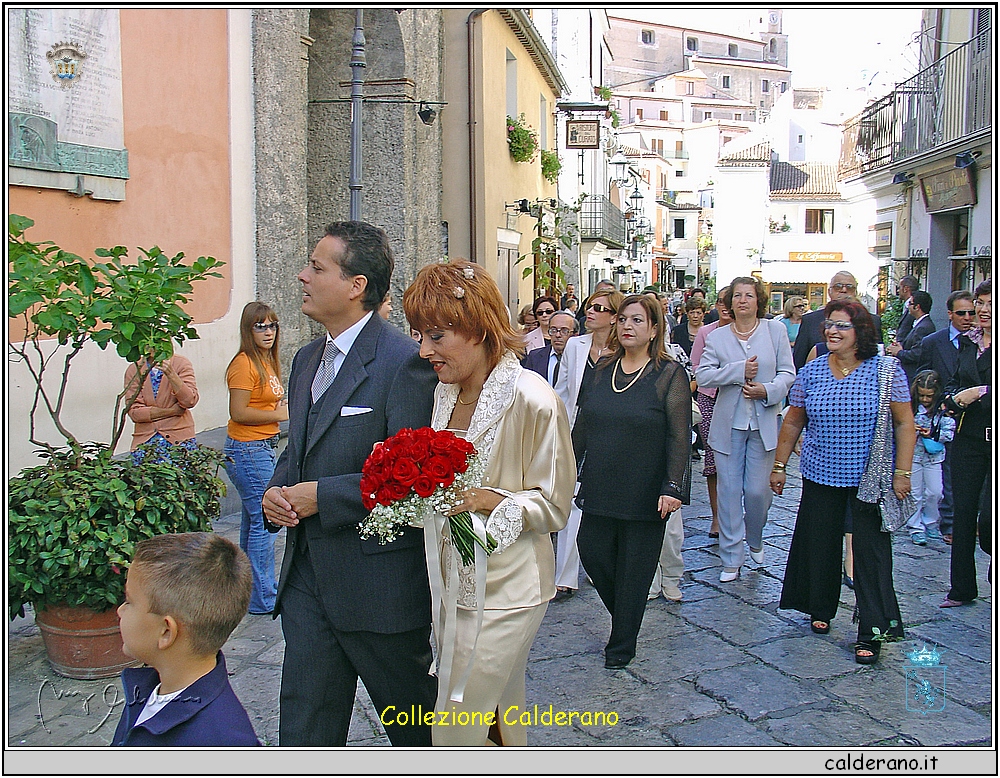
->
<box><xmin>287</xmin><ymin>339</ymin><xmax>324</xmax><ymax>478</ymax></box>
<box><xmin>304</xmin><ymin>315</ymin><xmax>379</xmax><ymax>458</ymax></box>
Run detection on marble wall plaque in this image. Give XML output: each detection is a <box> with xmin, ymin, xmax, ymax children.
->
<box><xmin>8</xmin><ymin>8</ymin><xmax>127</xmax><ymax>179</ymax></box>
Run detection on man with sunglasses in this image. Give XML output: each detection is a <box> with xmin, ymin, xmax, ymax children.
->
<box><xmin>914</xmin><ymin>290</ymin><xmax>977</xmax><ymax>544</ymax></box>
<box><xmin>792</xmin><ymin>272</ymin><xmax>881</xmax><ymax>370</ymax></box>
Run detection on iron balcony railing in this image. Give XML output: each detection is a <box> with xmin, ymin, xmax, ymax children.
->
<box><xmin>579</xmin><ymin>195</ymin><xmax>626</xmax><ymax>249</ymax></box>
<box><xmin>838</xmin><ymin>26</ymin><xmax>991</xmax><ymax>180</ymax></box>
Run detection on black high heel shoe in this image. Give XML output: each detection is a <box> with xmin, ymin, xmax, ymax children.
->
<box><xmin>842</xmin><ymin>568</ymin><xmax>854</xmax><ymax>590</ymax></box>
<box><xmin>854</xmin><ymin>641</ymin><xmax>880</xmax><ymax>665</ymax></box>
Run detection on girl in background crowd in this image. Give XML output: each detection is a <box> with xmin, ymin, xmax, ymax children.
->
<box><xmin>906</xmin><ymin>370</ymin><xmax>955</xmax><ymax>546</ymax></box>
<box><xmin>224</xmin><ymin>302</ymin><xmax>288</xmax><ymax>614</ymax></box>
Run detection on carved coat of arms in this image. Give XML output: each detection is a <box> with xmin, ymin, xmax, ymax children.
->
<box><xmin>46</xmin><ymin>42</ymin><xmax>87</xmax><ymax>86</ymax></box>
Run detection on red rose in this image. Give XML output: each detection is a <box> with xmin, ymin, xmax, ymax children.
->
<box><xmin>423</xmin><ymin>455</ymin><xmax>454</xmax><ymax>484</ymax></box>
<box><xmin>360</xmin><ymin>474</ymin><xmax>379</xmax><ymax>496</ymax></box>
<box><xmin>448</xmin><ymin>449</ymin><xmax>470</xmax><ymax>473</ymax></box>
<box><xmin>436</xmin><ymin>471</ymin><xmax>456</xmax><ymax>490</ymax></box>
<box><xmin>407</xmin><ymin>438</ymin><xmax>431</xmax><ymax>460</ymax></box>
<box><xmin>391</xmin><ymin>457</ymin><xmax>421</xmax><ymax>487</ymax></box>
<box><xmin>412</xmin><ymin>474</ymin><xmax>437</xmax><ymax>499</ymax></box>
<box><xmin>429</xmin><ymin>432</ymin><xmax>457</xmax><ymax>453</ymax></box>
<box><xmin>362</xmin><ymin>493</ymin><xmax>376</xmax><ymax>511</ymax></box>
<box><xmin>376</xmin><ymin>486</ymin><xmax>395</xmax><ymax>506</ymax></box>
<box><xmin>385</xmin><ymin>480</ymin><xmax>410</xmax><ymax>501</ymax></box>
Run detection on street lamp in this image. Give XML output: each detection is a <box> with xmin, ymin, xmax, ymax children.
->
<box><xmin>609</xmin><ymin>151</ymin><xmax>629</xmax><ymax>186</ymax></box>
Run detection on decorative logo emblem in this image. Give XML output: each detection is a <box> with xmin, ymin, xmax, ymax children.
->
<box><xmin>904</xmin><ymin>644</ymin><xmax>947</xmax><ymax>714</ymax></box>
<box><xmin>46</xmin><ymin>42</ymin><xmax>87</xmax><ymax>87</ymax></box>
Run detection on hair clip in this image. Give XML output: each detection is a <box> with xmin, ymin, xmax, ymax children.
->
<box><xmin>463</xmin><ymin>267</ymin><xmax>475</xmax><ymax>280</ymax></box>
<box><xmin>437</xmin><ymin>256</ymin><xmax>450</xmax><ymax>265</ymax></box>
<box><xmin>453</xmin><ymin>286</ymin><xmax>465</xmax><ymax>299</ymax></box>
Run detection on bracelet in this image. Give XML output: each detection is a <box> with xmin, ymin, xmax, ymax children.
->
<box><xmin>893</xmin><ymin>469</ymin><xmax>912</xmax><ymax>478</ymax></box>
<box><xmin>771</xmin><ymin>461</ymin><xmax>786</xmax><ymax>473</ymax></box>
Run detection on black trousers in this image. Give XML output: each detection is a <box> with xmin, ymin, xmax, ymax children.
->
<box><xmin>948</xmin><ymin>437</ymin><xmax>992</xmax><ymax>602</ymax></box>
<box><xmin>780</xmin><ymin>480</ymin><xmax>903</xmax><ymax>643</ymax></box>
<box><xmin>578</xmin><ymin>512</ymin><xmax>666</xmax><ymax>663</ymax></box>
<box><xmin>278</xmin><ymin>545</ymin><xmax>436</xmax><ymax>746</ymax></box>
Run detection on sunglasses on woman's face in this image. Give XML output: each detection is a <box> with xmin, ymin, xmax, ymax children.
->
<box><xmin>587</xmin><ymin>303</ymin><xmax>615</xmax><ymax>314</ymax></box>
<box><xmin>253</xmin><ymin>322</ymin><xmax>280</xmax><ymax>332</ymax></box>
<box><xmin>823</xmin><ymin>319</ymin><xmax>854</xmax><ymax>331</ymax></box>
<box><xmin>535</xmin><ymin>308</ymin><xmax>555</xmax><ymax>317</ymax></box>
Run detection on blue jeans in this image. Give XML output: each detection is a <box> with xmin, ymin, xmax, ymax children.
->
<box><xmin>224</xmin><ymin>437</ymin><xmax>278</xmax><ymax>613</ymax></box>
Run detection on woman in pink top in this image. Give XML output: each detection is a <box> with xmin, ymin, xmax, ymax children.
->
<box><xmin>124</xmin><ymin>353</ymin><xmax>199</xmax><ymax>464</ymax></box>
<box><xmin>689</xmin><ymin>288</ymin><xmax>733</xmax><ymax>538</ymax></box>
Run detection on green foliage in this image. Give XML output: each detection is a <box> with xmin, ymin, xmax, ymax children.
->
<box><xmin>540</xmin><ymin>149</ymin><xmax>562</xmax><ymax>184</ymax></box>
<box><xmin>8</xmin><ymin>215</ymin><xmax>224</xmax><ymax>453</ymax></box>
<box><xmin>594</xmin><ymin>86</ymin><xmax>621</xmax><ymax>128</ymax></box>
<box><xmin>881</xmin><ymin>296</ymin><xmax>905</xmax><ymax>344</ymax></box>
<box><xmin>514</xmin><ymin>197</ymin><xmax>584</xmax><ymax>296</ymax></box>
<box><xmin>8</xmin><ymin>216</ymin><xmax>227</xmax><ymax>619</ymax></box>
<box><xmin>506</xmin><ymin>114</ymin><xmax>538</xmax><ymax>163</ymax></box>
<box><xmin>8</xmin><ymin>442</ymin><xmax>226</xmax><ymax>618</ymax></box>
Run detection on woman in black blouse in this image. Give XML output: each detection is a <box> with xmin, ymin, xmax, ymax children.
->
<box><xmin>573</xmin><ymin>294</ymin><xmax>692</xmax><ymax>669</ymax></box>
<box><xmin>940</xmin><ymin>279</ymin><xmax>992</xmax><ymax>607</ymax></box>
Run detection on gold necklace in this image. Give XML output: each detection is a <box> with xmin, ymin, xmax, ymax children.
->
<box><xmin>456</xmin><ymin>390</ymin><xmax>480</xmax><ymax>406</ymax></box>
<box><xmin>831</xmin><ymin>355</ymin><xmax>860</xmax><ymax>376</ymax></box>
<box><xmin>612</xmin><ymin>357</ymin><xmax>650</xmax><ymax>393</ymax></box>
<box><xmin>732</xmin><ymin>319</ymin><xmax>759</xmax><ymax>338</ymax></box>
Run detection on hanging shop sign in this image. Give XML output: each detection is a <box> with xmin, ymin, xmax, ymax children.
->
<box><xmin>920</xmin><ymin>168</ymin><xmax>976</xmax><ymax>213</ymax></box>
<box><xmin>566</xmin><ymin>120</ymin><xmax>601</xmax><ymax>149</ymax></box>
<box><xmin>788</xmin><ymin>251</ymin><xmax>843</xmax><ymax>262</ymax></box>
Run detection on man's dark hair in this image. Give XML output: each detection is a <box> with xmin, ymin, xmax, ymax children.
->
<box><xmin>910</xmin><ymin>290</ymin><xmax>932</xmax><ymax>315</ymax></box>
<box><xmin>947</xmin><ymin>289</ymin><xmax>974</xmax><ymax>310</ymax></box>
<box><xmin>324</xmin><ymin>221</ymin><xmax>394</xmax><ymax>311</ymax></box>
<box><xmin>691</xmin><ymin>287</ymin><xmax>707</xmax><ymax>297</ymax></box>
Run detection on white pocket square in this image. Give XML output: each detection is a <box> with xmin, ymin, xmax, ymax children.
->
<box><xmin>341</xmin><ymin>406</ymin><xmax>373</xmax><ymax>417</ymax></box>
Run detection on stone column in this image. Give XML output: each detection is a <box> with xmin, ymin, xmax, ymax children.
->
<box><xmin>252</xmin><ymin>9</ymin><xmax>316</xmax><ymax>358</ymax></box>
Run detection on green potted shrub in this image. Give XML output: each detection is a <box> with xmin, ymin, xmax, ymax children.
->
<box><xmin>540</xmin><ymin>149</ymin><xmax>562</xmax><ymax>184</ymax></box>
<box><xmin>507</xmin><ymin>113</ymin><xmax>538</xmax><ymax>163</ymax></box>
<box><xmin>7</xmin><ymin>214</ymin><xmax>226</xmax><ymax>678</ymax></box>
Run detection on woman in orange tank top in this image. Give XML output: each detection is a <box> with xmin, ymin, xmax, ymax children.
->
<box><xmin>224</xmin><ymin>302</ymin><xmax>288</xmax><ymax>614</ymax></box>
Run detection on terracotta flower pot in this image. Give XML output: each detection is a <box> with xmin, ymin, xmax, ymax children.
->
<box><xmin>35</xmin><ymin>604</ymin><xmax>138</xmax><ymax>680</ymax></box>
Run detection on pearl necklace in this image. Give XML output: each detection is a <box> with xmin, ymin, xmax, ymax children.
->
<box><xmin>612</xmin><ymin>357</ymin><xmax>650</xmax><ymax>393</ymax></box>
<box><xmin>732</xmin><ymin>319</ymin><xmax>759</xmax><ymax>338</ymax></box>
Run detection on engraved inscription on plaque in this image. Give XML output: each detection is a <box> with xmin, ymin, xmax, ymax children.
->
<box><xmin>8</xmin><ymin>8</ymin><xmax>127</xmax><ymax>180</ymax></box>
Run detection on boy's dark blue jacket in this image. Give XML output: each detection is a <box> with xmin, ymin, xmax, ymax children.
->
<box><xmin>112</xmin><ymin>651</ymin><xmax>260</xmax><ymax>746</ymax></box>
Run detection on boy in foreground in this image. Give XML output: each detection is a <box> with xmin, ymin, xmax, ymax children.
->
<box><xmin>112</xmin><ymin>532</ymin><xmax>260</xmax><ymax>746</ymax></box>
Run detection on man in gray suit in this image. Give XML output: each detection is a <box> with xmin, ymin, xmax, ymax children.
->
<box><xmin>263</xmin><ymin>221</ymin><xmax>437</xmax><ymax>746</ymax></box>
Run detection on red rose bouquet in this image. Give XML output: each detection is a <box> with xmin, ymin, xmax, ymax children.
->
<box><xmin>358</xmin><ymin>427</ymin><xmax>497</xmax><ymax>565</ymax></box>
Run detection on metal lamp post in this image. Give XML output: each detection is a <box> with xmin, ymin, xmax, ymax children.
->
<box><xmin>349</xmin><ymin>10</ymin><xmax>366</xmax><ymax>221</ymax></box>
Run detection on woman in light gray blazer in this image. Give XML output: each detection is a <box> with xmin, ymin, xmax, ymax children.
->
<box><xmin>696</xmin><ymin>277</ymin><xmax>795</xmax><ymax>582</ymax></box>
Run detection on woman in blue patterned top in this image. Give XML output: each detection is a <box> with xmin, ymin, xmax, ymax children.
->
<box><xmin>770</xmin><ymin>301</ymin><xmax>915</xmax><ymax>665</ymax></box>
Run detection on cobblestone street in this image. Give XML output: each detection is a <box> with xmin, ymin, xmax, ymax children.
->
<box><xmin>7</xmin><ymin>427</ymin><xmax>993</xmax><ymax>757</ymax></box>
